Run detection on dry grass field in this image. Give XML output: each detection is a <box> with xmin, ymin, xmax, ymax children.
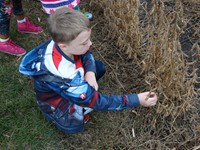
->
<box><xmin>88</xmin><ymin>0</ymin><xmax>200</xmax><ymax>149</ymax></box>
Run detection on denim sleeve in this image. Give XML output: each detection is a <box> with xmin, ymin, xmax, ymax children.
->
<box><xmin>42</xmin><ymin>80</ymin><xmax>140</xmax><ymax>111</ymax></box>
<box><xmin>81</xmin><ymin>50</ymin><xmax>96</xmax><ymax>74</ymax></box>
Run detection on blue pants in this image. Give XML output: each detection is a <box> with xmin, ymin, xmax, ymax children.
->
<box><xmin>0</xmin><ymin>0</ymin><xmax>24</xmax><ymax>35</ymax></box>
<box><xmin>95</xmin><ymin>60</ymin><xmax>106</xmax><ymax>81</ymax></box>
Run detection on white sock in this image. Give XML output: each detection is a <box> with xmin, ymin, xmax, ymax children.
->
<box><xmin>17</xmin><ymin>18</ymin><xmax>26</xmax><ymax>23</ymax></box>
<box><xmin>0</xmin><ymin>37</ymin><xmax>9</xmax><ymax>42</ymax></box>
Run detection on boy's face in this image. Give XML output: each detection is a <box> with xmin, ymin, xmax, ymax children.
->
<box><xmin>59</xmin><ymin>30</ymin><xmax>92</xmax><ymax>57</ymax></box>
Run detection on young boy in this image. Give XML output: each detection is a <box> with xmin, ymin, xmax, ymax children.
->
<box><xmin>19</xmin><ymin>7</ymin><xmax>158</xmax><ymax>134</ymax></box>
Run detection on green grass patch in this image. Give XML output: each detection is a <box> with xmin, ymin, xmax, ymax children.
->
<box><xmin>0</xmin><ymin>55</ymin><xmax>61</xmax><ymax>149</ymax></box>
<box><xmin>0</xmin><ymin>1</ymin><xmax>61</xmax><ymax>149</ymax></box>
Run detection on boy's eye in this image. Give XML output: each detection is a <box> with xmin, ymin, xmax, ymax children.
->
<box><xmin>82</xmin><ymin>40</ymin><xmax>90</xmax><ymax>45</ymax></box>
<box><xmin>82</xmin><ymin>42</ymin><xmax>88</xmax><ymax>45</ymax></box>
<box><xmin>81</xmin><ymin>38</ymin><xmax>91</xmax><ymax>46</ymax></box>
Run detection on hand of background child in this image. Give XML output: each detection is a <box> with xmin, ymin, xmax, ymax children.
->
<box><xmin>138</xmin><ymin>92</ymin><xmax>158</xmax><ymax>107</ymax></box>
<box><xmin>85</xmin><ymin>71</ymin><xmax>98</xmax><ymax>91</ymax></box>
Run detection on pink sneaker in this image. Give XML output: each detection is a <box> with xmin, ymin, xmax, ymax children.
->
<box><xmin>0</xmin><ymin>39</ymin><xmax>26</xmax><ymax>56</ymax></box>
<box><xmin>17</xmin><ymin>17</ymin><xmax>43</xmax><ymax>34</ymax></box>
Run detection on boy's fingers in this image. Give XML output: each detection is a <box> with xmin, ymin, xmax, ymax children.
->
<box><xmin>148</xmin><ymin>100</ymin><xmax>156</xmax><ymax>106</ymax></box>
<box><xmin>149</xmin><ymin>93</ymin><xmax>156</xmax><ymax>97</ymax></box>
<box><xmin>147</xmin><ymin>98</ymin><xmax>157</xmax><ymax>104</ymax></box>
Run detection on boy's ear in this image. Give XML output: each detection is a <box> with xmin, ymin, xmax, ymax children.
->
<box><xmin>58</xmin><ymin>43</ymin><xmax>69</xmax><ymax>50</ymax></box>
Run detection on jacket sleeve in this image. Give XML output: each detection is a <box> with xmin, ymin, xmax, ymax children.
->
<box><xmin>41</xmin><ymin>80</ymin><xmax>140</xmax><ymax>111</ymax></box>
<box><xmin>81</xmin><ymin>50</ymin><xmax>96</xmax><ymax>74</ymax></box>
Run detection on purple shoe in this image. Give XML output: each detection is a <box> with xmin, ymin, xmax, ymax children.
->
<box><xmin>0</xmin><ymin>39</ymin><xmax>26</xmax><ymax>56</ymax></box>
<box><xmin>17</xmin><ymin>17</ymin><xmax>43</xmax><ymax>34</ymax></box>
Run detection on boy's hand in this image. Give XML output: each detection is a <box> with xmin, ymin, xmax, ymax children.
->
<box><xmin>138</xmin><ymin>92</ymin><xmax>158</xmax><ymax>107</ymax></box>
<box><xmin>85</xmin><ymin>71</ymin><xmax>98</xmax><ymax>91</ymax></box>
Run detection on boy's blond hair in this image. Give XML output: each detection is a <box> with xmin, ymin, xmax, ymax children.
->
<box><xmin>48</xmin><ymin>7</ymin><xmax>90</xmax><ymax>44</ymax></box>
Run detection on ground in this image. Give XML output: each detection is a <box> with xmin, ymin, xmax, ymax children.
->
<box><xmin>0</xmin><ymin>0</ymin><xmax>200</xmax><ymax>149</ymax></box>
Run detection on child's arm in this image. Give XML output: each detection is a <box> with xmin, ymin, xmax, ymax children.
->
<box><xmin>81</xmin><ymin>50</ymin><xmax>96</xmax><ymax>74</ymax></box>
<box><xmin>47</xmin><ymin>80</ymin><xmax>157</xmax><ymax>111</ymax></box>
<box><xmin>81</xmin><ymin>51</ymin><xmax>98</xmax><ymax>90</ymax></box>
<box><xmin>87</xmin><ymin>91</ymin><xmax>158</xmax><ymax>110</ymax></box>
<box><xmin>84</xmin><ymin>71</ymin><xmax>98</xmax><ymax>91</ymax></box>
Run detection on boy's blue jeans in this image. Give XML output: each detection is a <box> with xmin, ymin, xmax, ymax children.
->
<box><xmin>0</xmin><ymin>0</ymin><xmax>24</xmax><ymax>35</ymax></box>
<box><xmin>95</xmin><ymin>60</ymin><xmax>106</xmax><ymax>81</ymax></box>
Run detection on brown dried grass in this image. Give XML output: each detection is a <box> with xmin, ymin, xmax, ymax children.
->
<box><xmin>90</xmin><ymin>0</ymin><xmax>199</xmax><ymax>119</ymax></box>
<box><xmin>86</xmin><ymin>0</ymin><xmax>200</xmax><ymax>149</ymax></box>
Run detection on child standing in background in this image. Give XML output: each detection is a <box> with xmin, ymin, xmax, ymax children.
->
<box><xmin>0</xmin><ymin>0</ymin><xmax>43</xmax><ymax>56</ymax></box>
<box><xmin>39</xmin><ymin>0</ymin><xmax>93</xmax><ymax>19</ymax></box>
